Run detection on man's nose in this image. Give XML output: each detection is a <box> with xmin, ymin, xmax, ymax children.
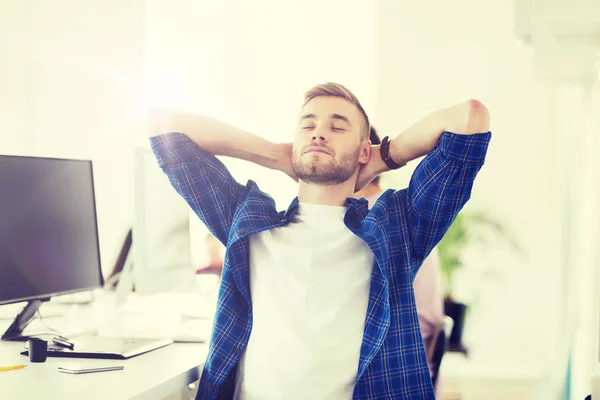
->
<box><xmin>311</xmin><ymin>127</ymin><xmax>328</xmax><ymax>143</ymax></box>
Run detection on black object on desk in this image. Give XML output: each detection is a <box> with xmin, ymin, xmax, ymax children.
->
<box><xmin>27</xmin><ymin>338</ymin><xmax>47</xmax><ymax>363</ymax></box>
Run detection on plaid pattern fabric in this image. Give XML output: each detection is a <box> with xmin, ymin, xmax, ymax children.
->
<box><xmin>150</xmin><ymin>131</ymin><xmax>491</xmax><ymax>400</ymax></box>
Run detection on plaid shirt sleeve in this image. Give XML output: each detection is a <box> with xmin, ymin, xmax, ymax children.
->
<box><xmin>399</xmin><ymin>131</ymin><xmax>491</xmax><ymax>273</ymax></box>
<box><xmin>149</xmin><ymin>132</ymin><xmax>245</xmax><ymax>246</ymax></box>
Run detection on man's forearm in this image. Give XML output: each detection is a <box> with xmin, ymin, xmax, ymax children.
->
<box><xmin>371</xmin><ymin>100</ymin><xmax>491</xmax><ymax>174</ymax></box>
<box><xmin>147</xmin><ymin>108</ymin><xmax>287</xmax><ymax>171</ymax></box>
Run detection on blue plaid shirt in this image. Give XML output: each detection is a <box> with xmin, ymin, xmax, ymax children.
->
<box><xmin>150</xmin><ymin>131</ymin><xmax>491</xmax><ymax>400</ymax></box>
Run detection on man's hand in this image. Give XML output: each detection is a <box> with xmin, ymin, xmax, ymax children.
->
<box><xmin>277</xmin><ymin>143</ymin><xmax>298</xmax><ymax>182</ymax></box>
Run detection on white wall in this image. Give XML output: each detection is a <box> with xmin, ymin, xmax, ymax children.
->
<box><xmin>0</xmin><ymin>1</ymin><xmax>35</xmax><ymax>154</ymax></box>
<box><xmin>1</xmin><ymin>0</ymin><xmax>146</xmax><ymax>277</ymax></box>
<box><xmin>567</xmin><ymin>81</ymin><xmax>600</xmax><ymax>400</ymax></box>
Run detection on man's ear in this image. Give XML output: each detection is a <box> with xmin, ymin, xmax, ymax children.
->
<box><xmin>359</xmin><ymin>139</ymin><xmax>371</xmax><ymax>165</ymax></box>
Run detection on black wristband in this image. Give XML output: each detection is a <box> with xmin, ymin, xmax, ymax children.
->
<box><xmin>380</xmin><ymin>136</ymin><xmax>405</xmax><ymax>170</ymax></box>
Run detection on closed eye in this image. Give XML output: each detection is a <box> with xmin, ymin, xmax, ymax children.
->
<box><xmin>332</xmin><ymin>127</ymin><xmax>345</xmax><ymax>131</ymax></box>
<box><xmin>302</xmin><ymin>126</ymin><xmax>315</xmax><ymax>130</ymax></box>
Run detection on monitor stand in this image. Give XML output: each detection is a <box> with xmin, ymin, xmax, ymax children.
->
<box><xmin>1</xmin><ymin>299</ymin><xmax>49</xmax><ymax>341</ymax></box>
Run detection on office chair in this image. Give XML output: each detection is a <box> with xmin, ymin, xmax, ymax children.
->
<box><xmin>430</xmin><ymin>316</ymin><xmax>454</xmax><ymax>389</ymax></box>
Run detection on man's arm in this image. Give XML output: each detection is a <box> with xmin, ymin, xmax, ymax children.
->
<box><xmin>357</xmin><ymin>100</ymin><xmax>490</xmax><ymax>187</ymax></box>
<box><xmin>147</xmin><ymin>108</ymin><xmax>295</xmax><ymax>245</ymax></box>
<box><xmin>148</xmin><ymin>108</ymin><xmax>296</xmax><ymax>179</ymax></box>
<box><xmin>389</xmin><ymin>99</ymin><xmax>490</xmax><ymax>165</ymax></box>
<box><xmin>373</xmin><ymin>100</ymin><xmax>492</xmax><ymax>271</ymax></box>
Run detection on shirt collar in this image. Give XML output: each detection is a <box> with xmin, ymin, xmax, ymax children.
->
<box><xmin>282</xmin><ymin>197</ymin><xmax>300</xmax><ymax>221</ymax></box>
<box><xmin>282</xmin><ymin>196</ymin><xmax>369</xmax><ymax>222</ymax></box>
<box><xmin>345</xmin><ymin>197</ymin><xmax>369</xmax><ymax>218</ymax></box>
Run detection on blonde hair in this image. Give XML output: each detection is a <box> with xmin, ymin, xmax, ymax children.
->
<box><xmin>303</xmin><ymin>82</ymin><xmax>370</xmax><ymax>140</ymax></box>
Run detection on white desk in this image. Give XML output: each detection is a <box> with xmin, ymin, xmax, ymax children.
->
<box><xmin>0</xmin><ymin>291</ymin><xmax>214</xmax><ymax>400</ymax></box>
<box><xmin>440</xmin><ymin>352</ymin><xmax>544</xmax><ymax>400</ymax></box>
<box><xmin>0</xmin><ymin>340</ymin><xmax>207</xmax><ymax>400</ymax></box>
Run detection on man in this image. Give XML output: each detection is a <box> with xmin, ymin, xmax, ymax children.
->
<box><xmin>148</xmin><ymin>83</ymin><xmax>491</xmax><ymax>399</ymax></box>
<box><xmin>353</xmin><ymin>127</ymin><xmax>444</xmax><ymax>382</ymax></box>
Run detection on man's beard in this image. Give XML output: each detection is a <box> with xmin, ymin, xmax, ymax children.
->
<box><xmin>291</xmin><ymin>145</ymin><xmax>361</xmax><ymax>186</ymax></box>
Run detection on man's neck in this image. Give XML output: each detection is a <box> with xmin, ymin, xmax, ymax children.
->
<box><xmin>297</xmin><ymin>180</ymin><xmax>356</xmax><ymax>206</ymax></box>
<box><xmin>354</xmin><ymin>183</ymin><xmax>382</xmax><ymax>201</ymax></box>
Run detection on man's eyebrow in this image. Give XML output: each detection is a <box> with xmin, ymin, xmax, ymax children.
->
<box><xmin>330</xmin><ymin>114</ymin><xmax>351</xmax><ymax>125</ymax></box>
<box><xmin>300</xmin><ymin>113</ymin><xmax>351</xmax><ymax>125</ymax></box>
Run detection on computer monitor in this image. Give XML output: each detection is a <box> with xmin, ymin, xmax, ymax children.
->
<box><xmin>0</xmin><ymin>155</ymin><xmax>103</xmax><ymax>341</ymax></box>
<box><xmin>132</xmin><ymin>147</ymin><xmax>195</xmax><ymax>295</ymax></box>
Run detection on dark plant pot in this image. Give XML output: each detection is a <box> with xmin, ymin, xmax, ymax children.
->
<box><xmin>444</xmin><ymin>298</ymin><xmax>469</xmax><ymax>356</ymax></box>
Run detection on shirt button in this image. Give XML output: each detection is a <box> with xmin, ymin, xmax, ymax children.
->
<box><xmin>234</xmin><ymin>346</ymin><xmax>239</xmax><ymax>353</ymax></box>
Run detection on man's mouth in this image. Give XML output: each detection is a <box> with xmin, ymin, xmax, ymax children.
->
<box><xmin>305</xmin><ymin>147</ymin><xmax>330</xmax><ymax>155</ymax></box>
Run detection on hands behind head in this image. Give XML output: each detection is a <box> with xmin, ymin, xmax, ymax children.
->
<box><xmin>278</xmin><ymin>143</ymin><xmax>298</xmax><ymax>182</ymax></box>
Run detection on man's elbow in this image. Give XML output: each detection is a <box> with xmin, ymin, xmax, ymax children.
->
<box><xmin>463</xmin><ymin>99</ymin><xmax>490</xmax><ymax>134</ymax></box>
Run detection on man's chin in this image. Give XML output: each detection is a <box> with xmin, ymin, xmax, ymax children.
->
<box><xmin>298</xmin><ymin>177</ymin><xmax>341</xmax><ymax>186</ymax></box>
<box><xmin>295</xmin><ymin>171</ymin><xmax>351</xmax><ymax>186</ymax></box>
<box><xmin>292</xmin><ymin>160</ymin><xmax>355</xmax><ymax>185</ymax></box>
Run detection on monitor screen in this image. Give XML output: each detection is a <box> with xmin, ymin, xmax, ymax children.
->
<box><xmin>0</xmin><ymin>155</ymin><xmax>103</xmax><ymax>305</ymax></box>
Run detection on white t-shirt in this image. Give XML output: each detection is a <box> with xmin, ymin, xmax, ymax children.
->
<box><xmin>233</xmin><ymin>202</ymin><xmax>374</xmax><ymax>400</ymax></box>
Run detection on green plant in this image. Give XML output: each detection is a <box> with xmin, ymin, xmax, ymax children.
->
<box><xmin>437</xmin><ymin>210</ymin><xmax>520</xmax><ymax>300</ymax></box>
